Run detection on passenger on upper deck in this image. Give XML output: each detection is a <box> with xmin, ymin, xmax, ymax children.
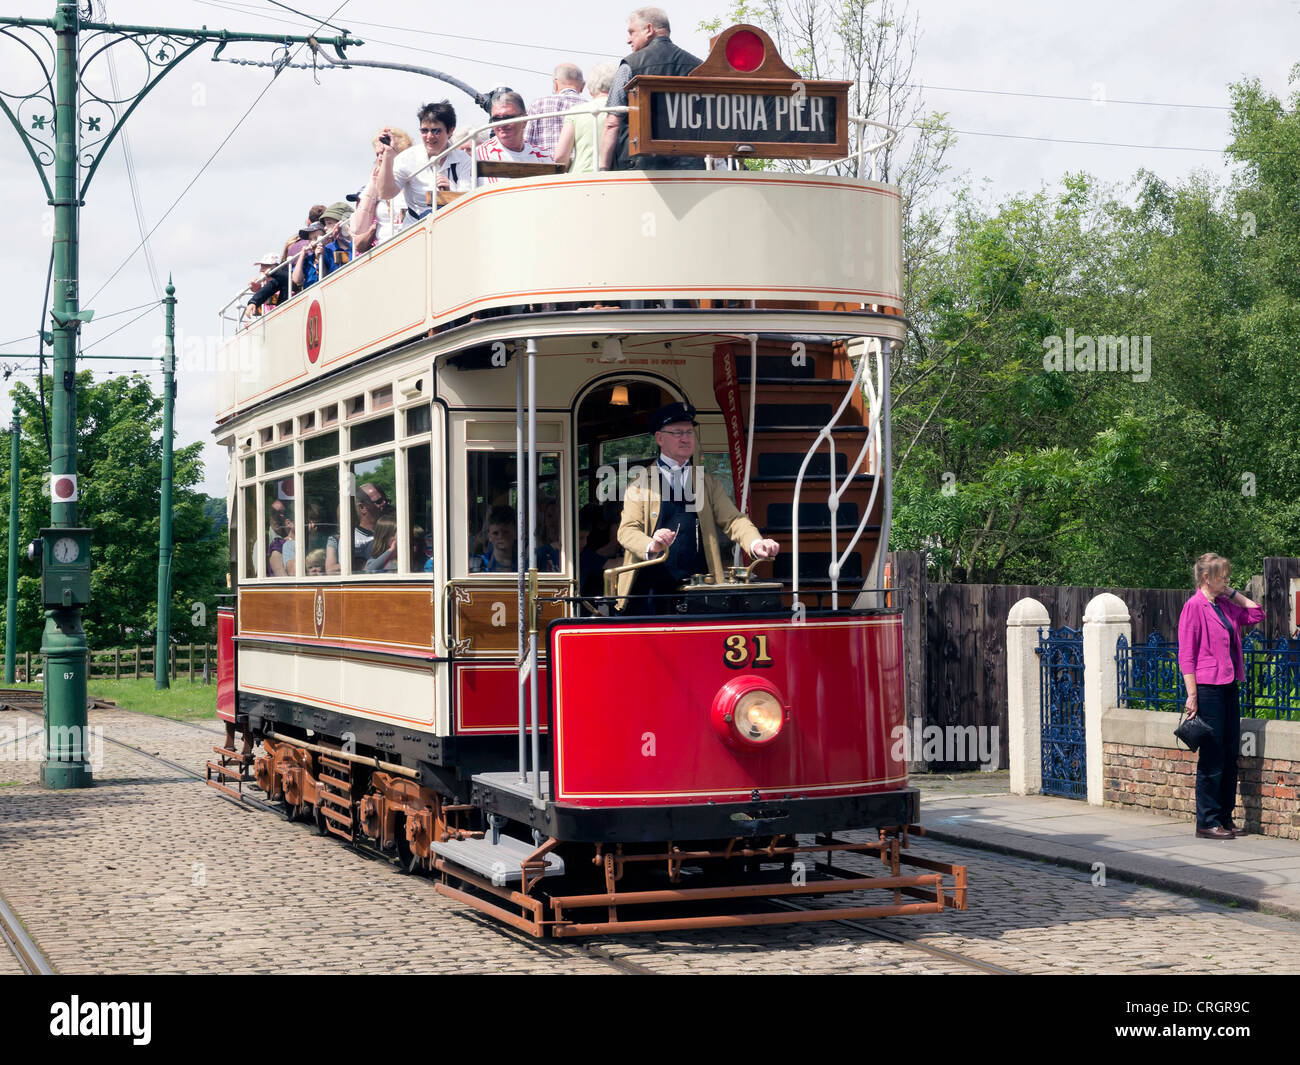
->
<box><xmin>616</xmin><ymin>403</ymin><xmax>779</xmax><ymax>608</ymax></box>
<box><xmin>602</xmin><ymin>7</ymin><xmax>706</xmax><ymax>172</ymax></box>
<box><xmin>526</xmin><ymin>63</ymin><xmax>586</xmax><ymax>157</ymax></box>
<box><xmin>378</xmin><ymin>102</ymin><xmax>473</xmax><ymax>223</ymax></box>
<box><xmin>291</xmin><ymin>221</ymin><xmax>334</xmax><ymax>291</ymax></box>
<box><xmin>475</xmin><ymin>92</ymin><xmax>553</xmax><ymax>185</ymax></box>
<box><xmin>553</xmin><ymin>63</ymin><xmax>615</xmax><ymax>173</ymax></box>
<box><xmin>349</xmin><ymin>127</ymin><xmax>412</xmax><ymax>253</ymax></box>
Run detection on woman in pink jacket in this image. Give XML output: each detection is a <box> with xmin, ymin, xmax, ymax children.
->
<box><xmin>1178</xmin><ymin>552</ymin><xmax>1265</xmax><ymax>840</ymax></box>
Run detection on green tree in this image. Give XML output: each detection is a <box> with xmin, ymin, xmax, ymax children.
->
<box><xmin>1</xmin><ymin>372</ymin><xmax>226</xmax><ymax>653</ymax></box>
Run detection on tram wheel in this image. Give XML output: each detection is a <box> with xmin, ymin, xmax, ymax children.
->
<box><xmin>394</xmin><ymin>824</ymin><xmax>421</xmax><ymax>875</ymax></box>
<box><xmin>314</xmin><ymin>803</ymin><xmax>328</xmax><ymax>836</ymax></box>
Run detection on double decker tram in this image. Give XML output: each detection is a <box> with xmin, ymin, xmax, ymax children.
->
<box><xmin>210</xmin><ymin>25</ymin><xmax>966</xmax><ymax>936</ymax></box>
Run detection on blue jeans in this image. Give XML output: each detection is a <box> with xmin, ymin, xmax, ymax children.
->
<box><xmin>1195</xmin><ymin>683</ymin><xmax>1240</xmax><ymax>831</ymax></box>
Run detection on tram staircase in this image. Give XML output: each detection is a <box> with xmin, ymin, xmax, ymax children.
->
<box><xmin>730</xmin><ymin>340</ymin><xmax>883</xmax><ymax>601</ymax></box>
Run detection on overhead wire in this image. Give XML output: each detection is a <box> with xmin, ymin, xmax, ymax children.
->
<box><xmin>84</xmin><ymin>0</ymin><xmax>354</xmax><ymax>306</ymax></box>
<box><xmin>106</xmin><ymin>24</ymin><xmax>163</xmax><ymax>298</ymax></box>
<box><xmin>80</xmin><ymin>303</ymin><xmax>161</xmax><ymax>353</ymax></box>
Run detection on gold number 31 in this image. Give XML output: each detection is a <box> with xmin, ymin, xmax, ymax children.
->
<box><xmin>723</xmin><ymin>633</ymin><xmax>773</xmax><ymax>669</ymax></box>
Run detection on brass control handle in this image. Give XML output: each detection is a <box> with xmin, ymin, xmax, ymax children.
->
<box><xmin>725</xmin><ymin>556</ymin><xmax>771</xmax><ymax>584</ymax></box>
<box><xmin>603</xmin><ymin>551</ymin><xmax>667</xmax><ymax>597</ymax></box>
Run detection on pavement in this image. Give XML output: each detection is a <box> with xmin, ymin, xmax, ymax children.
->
<box><xmin>915</xmin><ymin>770</ymin><xmax>1300</xmax><ymax>919</ymax></box>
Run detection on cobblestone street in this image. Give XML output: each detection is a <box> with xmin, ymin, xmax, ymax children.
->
<box><xmin>1</xmin><ymin>708</ymin><xmax>1298</xmax><ymax>975</ymax></box>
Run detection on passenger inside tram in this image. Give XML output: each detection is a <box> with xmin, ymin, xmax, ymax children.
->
<box><xmin>365</xmin><ymin>515</ymin><xmax>399</xmax><ymax>573</ymax></box>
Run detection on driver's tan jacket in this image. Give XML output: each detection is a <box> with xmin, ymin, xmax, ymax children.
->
<box><xmin>615</xmin><ymin>461</ymin><xmax>762</xmax><ymax>609</ymax></box>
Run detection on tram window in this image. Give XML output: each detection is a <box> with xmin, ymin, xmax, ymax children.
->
<box><xmin>243</xmin><ymin>456</ymin><xmax>255</xmax><ymax>479</ymax></box>
<box><xmin>702</xmin><ymin>453</ymin><xmax>735</xmax><ymax>505</ymax></box>
<box><xmin>302</xmin><ymin>466</ymin><xmax>341</xmax><ymax>575</ymax></box>
<box><xmin>465</xmin><ymin>451</ymin><xmax>562</xmax><ymax>574</ymax></box>
<box><xmin>321</xmin><ymin>403</ymin><xmax>338</xmax><ymax>427</ymax></box>
<box><xmin>406</xmin><ymin>443</ymin><xmax>433</xmax><ymax>573</ymax></box>
<box><xmin>243</xmin><ymin>484</ymin><xmax>258</xmax><ymax>579</ymax></box>
<box><xmin>264</xmin><ymin>443</ymin><xmax>293</xmax><ymax>473</ymax></box>
<box><xmin>264</xmin><ymin>478</ymin><xmax>295</xmax><ymax>577</ymax></box>
<box><xmin>371</xmin><ymin>385</ymin><xmax>393</xmax><ymax>410</ymax></box>
<box><xmin>350</xmin><ymin>414</ymin><xmax>395</xmax><ymax>451</ymax></box>
<box><xmin>303</xmin><ymin>431</ymin><xmax>339</xmax><ymax>463</ymax></box>
<box><xmin>299</xmin><ymin>412</ymin><xmax>316</xmax><ymax>433</ymax></box>
<box><xmin>405</xmin><ymin>405</ymin><xmax>432</xmax><ymax>436</ymax></box>
<box><xmin>349</xmin><ymin>454</ymin><xmax>396</xmax><ymax>574</ymax></box>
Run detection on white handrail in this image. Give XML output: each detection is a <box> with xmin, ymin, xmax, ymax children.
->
<box><xmin>789</xmin><ymin>338</ymin><xmax>873</xmax><ymax>606</ymax></box>
<box><xmin>789</xmin><ymin>337</ymin><xmax>887</xmax><ymax>610</ymax></box>
<box><xmin>807</xmin><ymin>116</ymin><xmax>899</xmax><ymax>181</ymax></box>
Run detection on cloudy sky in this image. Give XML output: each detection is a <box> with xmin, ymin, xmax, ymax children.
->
<box><xmin>0</xmin><ymin>0</ymin><xmax>1295</xmax><ymax>497</ymax></box>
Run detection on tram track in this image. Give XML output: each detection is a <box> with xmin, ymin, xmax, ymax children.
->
<box><xmin>766</xmin><ymin>898</ymin><xmax>1016</xmax><ymax>974</ymax></box>
<box><xmin>2</xmin><ymin>702</ymin><xmax>1012</xmax><ymax>975</ymax></box>
<box><xmin>3</xmin><ymin>704</ymin><xmax>658</xmax><ymax>977</ymax></box>
<box><xmin>0</xmin><ymin>889</ymin><xmax>55</xmax><ymax>975</ymax></box>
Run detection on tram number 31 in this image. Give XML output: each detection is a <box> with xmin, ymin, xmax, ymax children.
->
<box><xmin>723</xmin><ymin>633</ymin><xmax>774</xmax><ymax>669</ymax></box>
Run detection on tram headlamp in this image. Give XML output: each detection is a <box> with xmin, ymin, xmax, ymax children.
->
<box><xmin>711</xmin><ymin>677</ymin><xmax>787</xmax><ymax>750</ymax></box>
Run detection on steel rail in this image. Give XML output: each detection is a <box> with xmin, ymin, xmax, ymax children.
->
<box><xmin>767</xmin><ymin>897</ymin><xmax>1018</xmax><ymax>975</ymax></box>
<box><xmin>0</xmin><ymin>889</ymin><xmax>55</xmax><ymax>975</ymax></box>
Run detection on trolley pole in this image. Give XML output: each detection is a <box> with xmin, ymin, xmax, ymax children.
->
<box><xmin>154</xmin><ymin>278</ymin><xmax>176</xmax><ymax>690</ymax></box>
<box><xmin>0</xmin><ymin>4</ymin><xmax>361</xmax><ymax>788</ymax></box>
<box><xmin>4</xmin><ymin>414</ymin><xmax>18</xmax><ymax>686</ymax></box>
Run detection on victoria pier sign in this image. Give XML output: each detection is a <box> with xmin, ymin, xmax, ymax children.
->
<box><xmin>627</xmin><ymin>24</ymin><xmax>850</xmax><ymax>160</ymax></box>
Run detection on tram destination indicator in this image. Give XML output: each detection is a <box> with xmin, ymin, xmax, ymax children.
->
<box><xmin>628</xmin><ymin>76</ymin><xmax>850</xmax><ymax>161</ymax></box>
<box><xmin>653</xmin><ymin>90</ymin><xmax>836</xmax><ymax>144</ymax></box>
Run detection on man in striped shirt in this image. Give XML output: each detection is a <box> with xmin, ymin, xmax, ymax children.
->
<box><xmin>526</xmin><ymin>63</ymin><xmax>586</xmax><ymax>156</ymax></box>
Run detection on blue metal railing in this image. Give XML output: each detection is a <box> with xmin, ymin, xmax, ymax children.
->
<box><xmin>1117</xmin><ymin>630</ymin><xmax>1300</xmax><ymax>720</ymax></box>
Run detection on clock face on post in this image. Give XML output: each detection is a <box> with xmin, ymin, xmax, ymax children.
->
<box><xmin>53</xmin><ymin>537</ymin><xmax>80</xmax><ymax>564</ymax></box>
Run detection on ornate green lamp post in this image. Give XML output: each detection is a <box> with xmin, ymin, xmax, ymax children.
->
<box><xmin>0</xmin><ymin>2</ymin><xmax>361</xmax><ymax>786</ymax></box>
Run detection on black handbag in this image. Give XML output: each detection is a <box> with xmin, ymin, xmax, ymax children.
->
<box><xmin>1174</xmin><ymin>711</ymin><xmax>1214</xmax><ymax>752</ymax></box>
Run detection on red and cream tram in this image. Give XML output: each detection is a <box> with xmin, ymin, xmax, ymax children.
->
<box><xmin>209</xmin><ymin>25</ymin><xmax>966</xmax><ymax>936</ymax></box>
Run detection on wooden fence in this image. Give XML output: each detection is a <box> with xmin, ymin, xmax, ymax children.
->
<box><xmin>7</xmin><ymin>644</ymin><xmax>218</xmax><ymax>684</ymax></box>
<box><xmin>887</xmin><ymin>552</ymin><xmax>1293</xmax><ymax>771</ymax></box>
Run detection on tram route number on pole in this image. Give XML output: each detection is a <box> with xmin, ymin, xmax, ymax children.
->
<box><xmin>49</xmin><ymin>473</ymin><xmax>78</xmax><ymax>502</ymax></box>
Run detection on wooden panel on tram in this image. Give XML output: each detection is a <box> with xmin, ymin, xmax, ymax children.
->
<box><xmin>239</xmin><ymin>585</ymin><xmax>436</xmax><ymax>653</ymax></box>
<box><xmin>449</xmin><ymin>582</ymin><xmax>567</xmax><ymax>656</ymax></box>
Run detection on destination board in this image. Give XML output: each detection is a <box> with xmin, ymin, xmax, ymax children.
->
<box><xmin>628</xmin><ymin>76</ymin><xmax>850</xmax><ymax>161</ymax></box>
<box><xmin>651</xmin><ymin>90</ymin><xmax>838</xmax><ymax>145</ymax></box>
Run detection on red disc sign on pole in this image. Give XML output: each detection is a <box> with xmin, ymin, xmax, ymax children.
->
<box><xmin>50</xmin><ymin>474</ymin><xmax>78</xmax><ymax>502</ymax></box>
<box><xmin>305</xmin><ymin>299</ymin><xmax>323</xmax><ymax>364</ymax></box>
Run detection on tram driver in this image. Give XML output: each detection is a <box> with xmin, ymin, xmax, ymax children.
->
<box><xmin>616</xmin><ymin>403</ymin><xmax>779</xmax><ymax>610</ymax></box>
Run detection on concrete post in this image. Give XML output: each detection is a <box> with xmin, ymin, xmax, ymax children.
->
<box><xmin>1083</xmin><ymin>592</ymin><xmax>1132</xmax><ymax>807</ymax></box>
<box><xmin>1007</xmin><ymin>597</ymin><xmax>1050</xmax><ymax>795</ymax></box>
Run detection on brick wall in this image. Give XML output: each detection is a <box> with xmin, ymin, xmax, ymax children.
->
<box><xmin>1102</xmin><ymin>709</ymin><xmax>1300</xmax><ymax>840</ymax></box>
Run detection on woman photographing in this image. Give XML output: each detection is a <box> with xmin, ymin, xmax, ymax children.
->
<box><xmin>1177</xmin><ymin>552</ymin><xmax>1265</xmax><ymax>839</ymax></box>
